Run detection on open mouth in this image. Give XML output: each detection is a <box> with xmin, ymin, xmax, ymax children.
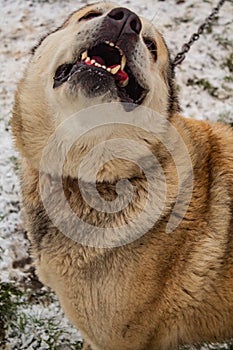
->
<box><xmin>53</xmin><ymin>42</ymin><xmax>148</xmax><ymax>105</ymax></box>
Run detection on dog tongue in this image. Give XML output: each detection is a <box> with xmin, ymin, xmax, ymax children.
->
<box><xmin>116</xmin><ymin>70</ymin><xmax>129</xmax><ymax>86</ymax></box>
<box><xmin>110</xmin><ymin>64</ymin><xmax>129</xmax><ymax>86</ymax></box>
<box><xmin>92</xmin><ymin>56</ymin><xmax>106</xmax><ymax>66</ymax></box>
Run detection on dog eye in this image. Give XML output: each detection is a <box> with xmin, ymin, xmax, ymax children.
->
<box><xmin>79</xmin><ymin>11</ymin><xmax>103</xmax><ymax>21</ymax></box>
<box><xmin>143</xmin><ymin>38</ymin><xmax>157</xmax><ymax>61</ymax></box>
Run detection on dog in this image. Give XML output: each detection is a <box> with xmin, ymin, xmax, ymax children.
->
<box><xmin>12</xmin><ymin>2</ymin><xmax>233</xmax><ymax>349</ymax></box>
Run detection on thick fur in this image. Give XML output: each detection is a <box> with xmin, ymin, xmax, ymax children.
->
<box><xmin>12</xmin><ymin>3</ymin><xmax>233</xmax><ymax>350</ymax></box>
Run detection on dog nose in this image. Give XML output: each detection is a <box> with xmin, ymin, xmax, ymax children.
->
<box><xmin>107</xmin><ymin>7</ymin><xmax>142</xmax><ymax>36</ymax></box>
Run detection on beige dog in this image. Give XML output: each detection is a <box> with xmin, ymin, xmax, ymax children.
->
<box><xmin>12</xmin><ymin>2</ymin><xmax>233</xmax><ymax>349</ymax></box>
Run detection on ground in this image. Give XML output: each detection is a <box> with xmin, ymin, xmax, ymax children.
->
<box><xmin>0</xmin><ymin>0</ymin><xmax>232</xmax><ymax>349</ymax></box>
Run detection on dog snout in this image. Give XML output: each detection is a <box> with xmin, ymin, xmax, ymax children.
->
<box><xmin>107</xmin><ymin>7</ymin><xmax>142</xmax><ymax>36</ymax></box>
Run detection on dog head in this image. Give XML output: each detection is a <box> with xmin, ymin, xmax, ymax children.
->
<box><xmin>13</xmin><ymin>2</ymin><xmax>180</xmax><ymax>180</ymax></box>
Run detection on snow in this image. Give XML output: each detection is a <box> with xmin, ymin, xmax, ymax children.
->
<box><xmin>0</xmin><ymin>0</ymin><xmax>232</xmax><ymax>348</ymax></box>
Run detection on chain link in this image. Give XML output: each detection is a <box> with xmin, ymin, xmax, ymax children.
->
<box><xmin>172</xmin><ymin>0</ymin><xmax>227</xmax><ymax>68</ymax></box>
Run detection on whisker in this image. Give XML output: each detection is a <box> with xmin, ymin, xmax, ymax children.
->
<box><xmin>149</xmin><ymin>9</ymin><xmax>161</xmax><ymax>30</ymax></box>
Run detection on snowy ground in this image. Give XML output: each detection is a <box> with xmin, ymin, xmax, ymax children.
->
<box><xmin>0</xmin><ymin>0</ymin><xmax>232</xmax><ymax>349</ymax></box>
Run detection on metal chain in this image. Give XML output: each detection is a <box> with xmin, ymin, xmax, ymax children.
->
<box><xmin>172</xmin><ymin>0</ymin><xmax>227</xmax><ymax>68</ymax></box>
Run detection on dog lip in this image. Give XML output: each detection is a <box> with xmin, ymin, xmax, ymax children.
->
<box><xmin>54</xmin><ymin>61</ymin><xmax>148</xmax><ymax>106</ymax></box>
<box><xmin>53</xmin><ymin>40</ymin><xmax>149</xmax><ymax>106</ymax></box>
<box><xmin>85</xmin><ymin>41</ymin><xmax>123</xmax><ymax>68</ymax></box>
<box><xmin>77</xmin><ymin>40</ymin><xmax>148</xmax><ymax>88</ymax></box>
<box><xmin>81</xmin><ymin>41</ymin><xmax>150</xmax><ymax>100</ymax></box>
<box><xmin>81</xmin><ymin>41</ymin><xmax>127</xmax><ymax>72</ymax></box>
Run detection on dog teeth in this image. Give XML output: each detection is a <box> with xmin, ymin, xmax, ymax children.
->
<box><xmin>121</xmin><ymin>55</ymin><xmax>127</xmax><ymax>70</ymax></box>
<box><xmin>116</xmin><ymin>45</ymin><xmax>123</xmax><ymax>56</ymax></box>
<box><xmin>104</xmin><ymin>41</ymin><xmax>125</xmax><ymax>62</ymax></box>
<box><xmin>81</xmin><ymin>51</ymin><xmax>88</xmax><ymax>60</ymax></box>
<box><xmin>92</xmin><ymin>62</ymin><xmax>109</xmax><ymax>71</ymax></box>
<box><xmin>83</xmin><ymin>48</ymin><xmax>124</xmax><ymax>77</ymax></box>
<box><xmin>111</xmin><ymin>65</ymin><xmax>121</xmax><ymax>75</ymax></box>
<box><xmin>119</xmin><ymin>78</ymin><xmax>129</xmax><ymax>88</ymax></box>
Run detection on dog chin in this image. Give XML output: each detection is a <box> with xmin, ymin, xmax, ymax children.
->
<box><xmin>65</xmin><ymin>71</ymin><xmax>146</xmax><ymax>114</ymax></box>
<box><xmin>68</xmin><ymin>67</ymin><xmax>119</xmax><ymax>102</ymax></box>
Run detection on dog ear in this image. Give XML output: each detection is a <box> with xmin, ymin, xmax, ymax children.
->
<box><xmin>166</xmin><ymin>57</ymin><xmax>180</xmax><ymax>116</ymax></box>
<box><xmin>12</xmin><ymin>77</ymin><xmax>53</xmax><ymax>166</ymax></box>
<box><xmin>31</xmin><ymin>3</ymin><xmax>99</xmax><ymax>55</ymax></box>
<box><xmin>12</xmin><ymin>88</ymin><xmax>24</xmax><ymax>155</ymax></box>
<box><xmin>157</xmin><ymin>36</ymin><xmax>180</xmax><ymax>117</ymax></box>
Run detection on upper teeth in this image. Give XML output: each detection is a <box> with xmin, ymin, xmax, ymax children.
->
<box><xmin>121</xmin><ymin>55</ymin><xmax>127</xmax><ymax>70</ymax></box>
<box><xmin>81</xmin><ymin>51</ymin><xmax>88</xmax><ymax>60</ymax></box>
<box><xmin>80</xmin><ymin>42</ymin><xmax>127</xmax><ymax>75</ymax></box>
<box><xmin>119</xmin><ymin>77</ymin><xmax>129</xmax><ymax>88</ymax></box>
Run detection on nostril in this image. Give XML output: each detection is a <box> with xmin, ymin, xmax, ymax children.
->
<box><xmin>109</xmin><ymin>10</ymin><xmax>124</xmax><ymax>21</ymax></box>
<box><xmin>107</xmin><ymin>7</ymin><xmax>142</xmax><ymax>35</ymax></box>
<box><xmin>130</xmin><ymin>18</ymin><xmax>141</xmax><ymax>35</ymax></box>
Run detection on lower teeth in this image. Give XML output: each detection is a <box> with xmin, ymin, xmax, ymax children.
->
<box><xmin>118</xmin><ymin>78</ymin><xmax>129</xmax><ymax>88</ymax></box>
<box><xmin>82</xmin><ymin>58</ymin><xmax>129</xmax><ymax>86</ymax></box>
